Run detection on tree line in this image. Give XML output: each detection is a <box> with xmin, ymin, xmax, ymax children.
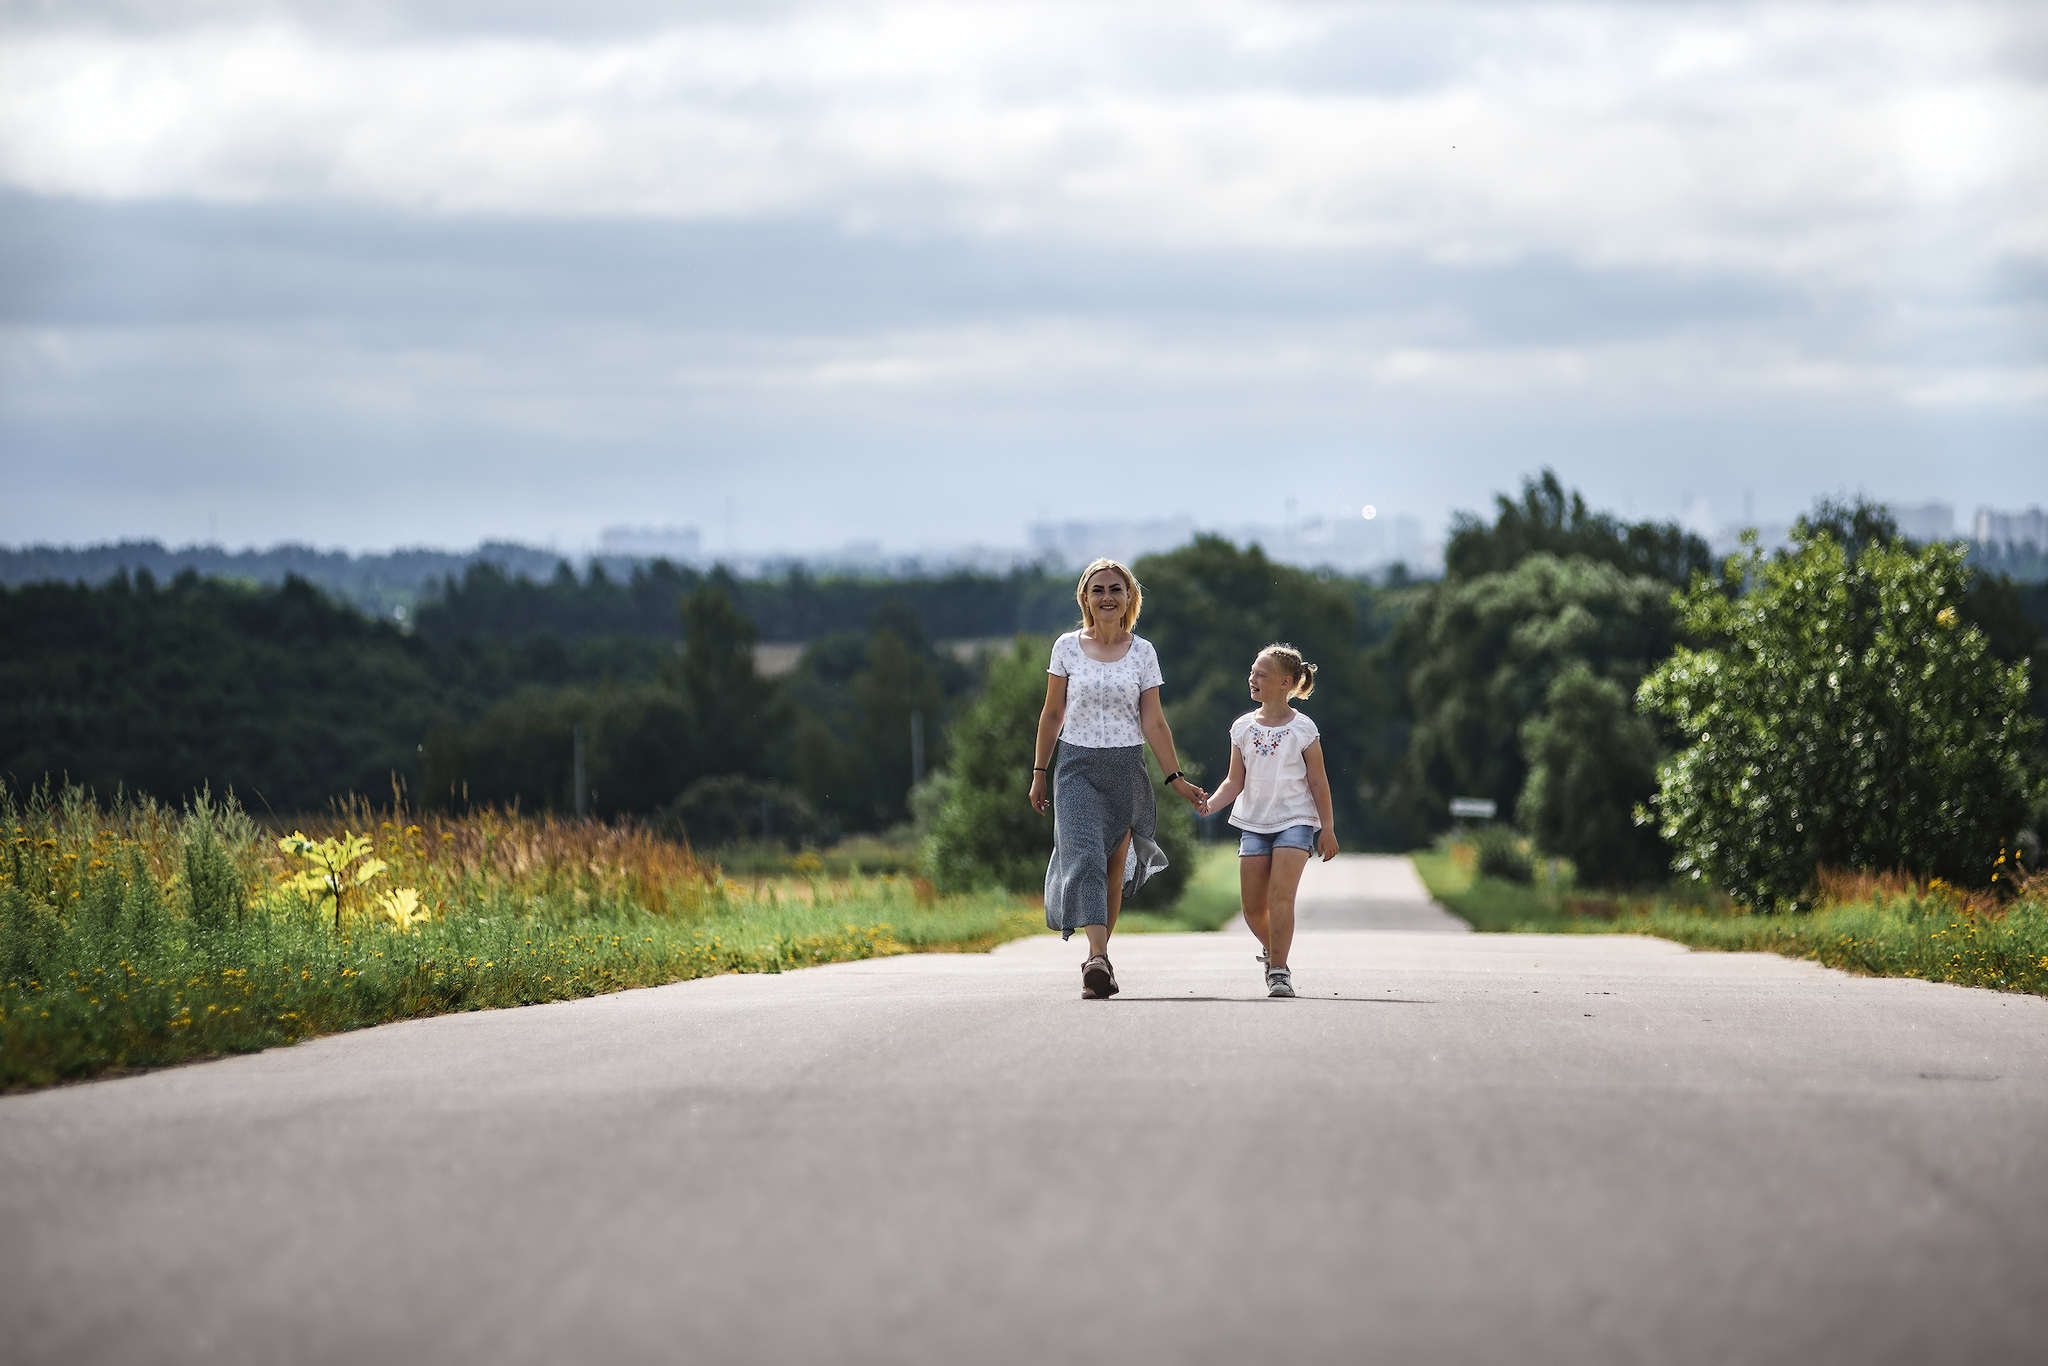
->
<box><xmin>6</xmin><ymin>473</ymin><xmax>2044</xmax><ymax>908</ymax></box>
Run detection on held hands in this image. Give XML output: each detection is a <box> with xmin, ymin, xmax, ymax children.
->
<box><xmin>1170</xmin><ymin>776</ymin><xmax>1208</xmax><ymax>809</ymax></box>
<box><xmin>1317</xmin><ymin>828</ymin><xmax>1340</xmax><ymax>862</ymax></box>
<box><xmin>1028</xmin><ymin>771</ymin><xmax>1050</xmax><ymax>814</ymax></box>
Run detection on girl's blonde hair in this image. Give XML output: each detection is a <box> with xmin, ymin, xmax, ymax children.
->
<box><xmin>1074</xmin><ymin>558</ymin><xmax>1143</xmax><ymax>631</ymax></box>
<box><xmin>1258</xmin><ymin>642</ymin><xmax>1318</xmax><ymax>699</ymax></box>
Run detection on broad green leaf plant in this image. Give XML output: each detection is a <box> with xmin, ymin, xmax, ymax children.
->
<box><xmin>1640</xmin><ymin>530</ymin><xmax>2040</xmax><ymax>912</ymax></box>
<box><xmin>277</xmin><ymin>830</ymin><xmax>425</xmax><ymax>933</ymax></box>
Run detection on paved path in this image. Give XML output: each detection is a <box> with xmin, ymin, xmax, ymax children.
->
<box><xmin>4</xmin><ymin>857</ymin><xmax>2047</xmax><ymax>1365</ymax></box>
<box><xmin>1227</xmin><ymin>848</ymin><xmax>1472</xmax><ymax>932</ymax></box>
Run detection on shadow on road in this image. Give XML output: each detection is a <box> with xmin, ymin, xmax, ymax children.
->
<box><xmin>1106</xmin><ymin>996</ymin><xmax>1438</xmax><ymax>1005</ymax></box>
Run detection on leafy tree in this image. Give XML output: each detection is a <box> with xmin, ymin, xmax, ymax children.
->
<box><xmin>665</xmin><ymin>584</ymin><xmax>786</xmax><ymax>779</ymax></box>
<box><xmin>1517</xmin><ymin>663</ymin><xmax>1669</xmax><ymax>886</ymax></box>
<box><xmin>923</xmin><ymin>638</ymin><xmax>1057</xmax><ymax>891</ymax></box>
<box><xmin>1445</xmin><ymin>468</ymin><xmax>1712</xmax><ymax>587</ymax></box>
<box><xmin>1640</xmin><ymin>530</ymin><xmax>2041</xmax><ymax>910</ymax></box>
<box><xmin>1391</xmin><ymin>554</ymin><xmax>1678</xmax><ymax>828</ymax></box>
<box><xmin>784</xmin><ymin>601</ymin><xmax>969</xmax><ymax>831</ymax></box>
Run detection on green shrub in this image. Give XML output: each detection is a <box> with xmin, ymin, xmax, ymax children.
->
<box><xmin>924</xmin><ymin>638</ymin><xmax>1056</xmax><ymax>891</ymax></box>
<box><xmin>1640</xmin><ymin>529</ymin><xmax>2041</xmax><ymax>911</ymax></box>
<box><xmin>660</xmin><ymin>775</ymin><xmax>826</xmax><ymax>849</ymax></box>
<box><xmin>1473</xmin><ymin>826</ymin><xmax>1534</xmax><ymax>884</ymax></box>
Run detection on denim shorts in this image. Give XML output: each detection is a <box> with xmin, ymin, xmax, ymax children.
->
<box><xmin>1236</xmin><ymin>824</ymin><xmax>1319</xmax><ymax>857</ymax></box>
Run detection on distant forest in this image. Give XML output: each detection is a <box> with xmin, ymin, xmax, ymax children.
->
<box><xmin>7</xmin><ymin>478</ymin><xmax>2044</xmax><ymax>857</ymax></box>
<box><xmin>412</xmin><ymin>561</ymin><xmax>1083</xmax><ymax>642</ymax></box>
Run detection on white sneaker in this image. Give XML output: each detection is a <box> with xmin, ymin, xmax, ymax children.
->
<box><xmin>1266</xmin><ymin>966</ymin><xmax>1295</xmax><ymax>998</ymax></box>
<box><xmin>1255</xmin><ymin>946</ymin><xmax>1268</xmax><ymax>965</ymax></box>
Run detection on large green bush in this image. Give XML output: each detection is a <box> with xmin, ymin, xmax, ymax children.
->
<box><xmin>923</xmin><ymin>639</ymin><xmax>1057</xmax><ymax>892</ymax></box>
<box><xmin>1640</xmin><ymin>531</ymin><xmax>2040</xmax><ymax>911</ymax></box>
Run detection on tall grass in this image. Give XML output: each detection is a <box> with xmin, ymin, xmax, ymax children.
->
<box><xmin>1414</xmin><ymin>838</ymin><xmax>2048</xmax><ymax>997</ymax></box>
<box><xmin>0</xmin><ymin>783</ymin><xmax>1041</xmax><ymax>1090</ymax></box>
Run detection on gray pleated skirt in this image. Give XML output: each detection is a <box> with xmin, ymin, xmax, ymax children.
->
<box><xmin>1044</xmin><ymin>741</ymin><xmax>1168</xmax><ymax>939</ymax></box>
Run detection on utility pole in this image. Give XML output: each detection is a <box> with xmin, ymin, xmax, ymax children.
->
<box><xmin>910</xmin><ymin>710</ymin><xmax>925</xmax><ymax>787</ymax></box>
<box><xmin>573</xmin><ymin>724</ymin><xmax>587</xmax><ymax>819</ymax></box>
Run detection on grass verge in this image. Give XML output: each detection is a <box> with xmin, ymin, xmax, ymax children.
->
<box><xmin>1</xmin><ymin>784</ymin><xmax>1043</xmax><ymax>1091</ymax></box>
<box><xmin>1121</xmin><ymin>843</ymin><xmax>1243</xmax><ymax>933</ymax></box>
<box><xmin>1413</xmin><ymin>842</ymin><xmax>2048</xmax><ymax>997</ymax></box>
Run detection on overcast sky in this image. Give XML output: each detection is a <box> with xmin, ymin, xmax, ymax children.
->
<box><xmin>2</xmin><ymin>0</ymin><xmax>2043</xmax><ymax>555</ymax></box>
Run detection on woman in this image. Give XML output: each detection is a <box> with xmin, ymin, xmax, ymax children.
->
<box><xmin>1028</xmin><ymin>558</ymin><xmax>1206</xmax><ymax>999</ymax></box>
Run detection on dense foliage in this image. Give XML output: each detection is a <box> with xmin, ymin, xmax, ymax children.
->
<box><xmin>1389</xmin><ymin>552</ymin><xmax>1679</xmax><ymax>843</ymax></box>
<box><xmin>921</xmin><ymin>638</ymin><xmax>1061</xmax><ymax>892</ymax></box>
<box><xmin>1517</xmin><ymin>663</ymin><xmax>1668</xmax><ymax>886</ymax></box>
<box><xmin>0</xmin><ymin>569</ymin><xmax>652</xmax><ymax>812</ymax></box>
<box><xmin>416</xmin><ymin>559</ymin><xmax>1077</xmax><ymax>643</ymax></box>
<box><xmin>1641</xmin><ymin>528</ymin><xmax>2041</xmax><ymax>910</ymax></box>
<box><xmin>1369</xmin><ymin>471</ymin><xmax>1709</xmax><ymax>860</ymax></box>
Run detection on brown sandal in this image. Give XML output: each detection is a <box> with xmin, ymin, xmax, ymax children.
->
<box><xmin>1082</xmin><ymin>955</ymin><xmax>1118</xmax><ymax>999</ymax></box>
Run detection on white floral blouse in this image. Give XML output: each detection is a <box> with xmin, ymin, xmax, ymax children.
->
<box><xmin>1048</xmin><ymin>631</ymin><xmax>1164</xmax><ymax>749</ymax></box>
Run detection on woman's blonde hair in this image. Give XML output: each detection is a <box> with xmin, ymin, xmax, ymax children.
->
<box><xmin>1257</xmin><ymin>642</ymin><xmax>1318</xmax><ymax>699</ymax></box>
<box><xmin>1074</xmin><ymin>558</ymin><xmax>1143</xmax><ymax>631</ymax></box>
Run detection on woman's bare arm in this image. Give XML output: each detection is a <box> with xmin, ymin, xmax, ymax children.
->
<box><xmin>1138</xmin><ymin>686</ymin><xmax>1205</xmax><ymax>806</ymax></box>
<box><xmin>1027</xmin><ymin>674</ymin><xmax>1068</xmax><ymax>813</ymax></box>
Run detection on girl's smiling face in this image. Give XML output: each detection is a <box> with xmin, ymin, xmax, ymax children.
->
<box><xmin>1248</xmin><ymin>655</ymin><xmax>1288</xmax><ymax>704</ymax></box>
<box><xmin>1084</xmin><ymin>570</ymin><xmax>1129</xmax><ymax>627</ymax></box>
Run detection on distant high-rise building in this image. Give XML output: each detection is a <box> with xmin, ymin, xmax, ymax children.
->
<box><xmin>598</xmin><ymin>525</ymin><xmax>703</xmax><ymax>560</ymax></box>
<box><xmin>1027</xmin><ymin>518</ymin><xmax>1196</xmax><ymax>568</ymax></box>
<box><xmin>1890</xmin><ymin>502</ymin><xmax>1956</xmax><ymax>543</ymax></box>
<box><xmin>1973</xmin><ymin>506</ymin><xmax>2047</xmax><ymax>549</ymax></box>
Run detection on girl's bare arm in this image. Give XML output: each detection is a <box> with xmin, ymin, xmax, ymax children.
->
<box><xmin>1138</xmin><ymin>687</ymin><xmax>1205</xmax><ymax>806</ymax></box>
<box><xmin>1200</xmin><ymin>746</ymin><xmax>1247</xmax><ymax>816</ymax></box>
<box><xmin>1027</xmin><ymin>674</ymin><xmax>1068</xmax><ymax>813</ymax></box>
<box><xmin>1303</xmin><ymin>740</ymin><xmax>1339</xmax><ymax>860</ymax></box>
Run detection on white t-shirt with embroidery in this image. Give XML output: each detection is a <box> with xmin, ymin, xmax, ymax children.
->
<box><xmin>1048</xmin><ymin>631</ymin><xmax>1164</xmax><ymax>749</ymax></box>
<box><xmin>1227</xmin><ymin>709</ymin><xmax>1324</xmax><ymax>833</ymax></box>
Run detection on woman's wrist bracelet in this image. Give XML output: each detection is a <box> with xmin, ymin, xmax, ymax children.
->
<box><xmin>1162</xmin><ymin>771</ymin><xmax>1185</xmax><ymax>788</ymax></box>
<box><xmin>1031</xmin><ymin>765</ymin><xmax>1048</xmax><ymax>773</ymax></box>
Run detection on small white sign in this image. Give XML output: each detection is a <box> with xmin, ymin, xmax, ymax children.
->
<box><xmin>1448</xmin><ymin>797</ymin><xmax>1497</xmax><ymax>819</ymax></box>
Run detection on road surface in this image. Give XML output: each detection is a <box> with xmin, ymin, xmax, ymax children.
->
<box><xmin>3</xmin><ymin>855</ymin><xmax>2045</xmax><ymax>1364</ymax></box>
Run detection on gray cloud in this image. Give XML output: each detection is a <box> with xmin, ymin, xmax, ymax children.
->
<box><xmin>1</xmin><ymin>1</ymin><xmax>2043</xmax><ymax>553</ymax></box>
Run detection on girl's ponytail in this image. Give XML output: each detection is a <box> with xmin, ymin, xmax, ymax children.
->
<box><xmin>1257</xmin><ymin>643</ymin><xmax>1318</xmax><ymax>700</ymax></box>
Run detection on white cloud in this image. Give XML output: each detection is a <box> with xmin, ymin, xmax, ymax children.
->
<box><xmin>2</xmin><ymin>2</ymin><xmax>2042</xmax><ymax>283</ymax></box>
<box><xmin>3</xmin><ymin>1</ymin><xmax>2043</xmax><ymax>550</ymax></box>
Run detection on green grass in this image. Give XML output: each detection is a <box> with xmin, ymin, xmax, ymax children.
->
<box><xmin>707</xmin><ymin>833</ymin><xmax>925</xmax><ymax>879</ymax></box>
<box><xmin>0</xmin><ymin>787</ymin><xmax>1045</xmax><ymax>1091</ymax></box>
<box><xmin>1412</xmin><ymin>843</ymin><xmax>2048</xmax><ymax>998</ymax></box>
<box><xmin>1120</xmin><ymin>843</ymin><xmax>1243</xmax><ymax>933</ymax></box>
<box><xmin>2</xmin><ymin>883</ymin><xmax>1044</xmax><ymax>1092</ymax></box>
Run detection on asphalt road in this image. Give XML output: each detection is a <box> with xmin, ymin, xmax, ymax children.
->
<box><xmin>4</xmin><ymin>855</ymin><xmax>2046</xmax><ymax>1365</ymax></box>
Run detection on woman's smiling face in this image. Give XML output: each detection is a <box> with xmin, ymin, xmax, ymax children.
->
<box><xmin>1084</xmin><ymin>570</ymin><xmax>1128</xmax><ymax>625</ymax></box>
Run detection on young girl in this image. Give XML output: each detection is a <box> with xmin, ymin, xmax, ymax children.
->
<box><xmin>1197</xmin><ymin>644</ymin><xmax>1339</xmax><ymax>997</ymax></box>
